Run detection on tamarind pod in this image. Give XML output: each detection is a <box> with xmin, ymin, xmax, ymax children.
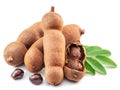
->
<box><xmin>64</xmin><ymin>42</ymin><xmax>86</xmax><ymax>82</ymax></box>
<box><xmin>4</xmin><ymin>22</ymin><xmax>43</xmax><ymax>66</ymax></box>
<box><xmin>24</xmin><ymin>38</ymin><xmax>44</xmax><ymax>73</ymax></box>
<box><xmin>17</xmin><ymin>22</ymin><xmax>44</xmax><ymax>49</ymax></box>
<box><xmin>62</xmin><ymin>24</ymin><xmax>84</xmax><ymax>45</ymax></box>
<box><xmin>62</xmin><ymin>24</ymin><xmax>86</xmax><ymax>82</ymax></box>
<box><xmin>4</xmin><ymin>41</ymin><xmax>27</xmax><ymax>66</ymax></box>
<box><xmin>43</xmin><ymin>30</ymin><xmax>65</xmax><ymax>85</ymax></box>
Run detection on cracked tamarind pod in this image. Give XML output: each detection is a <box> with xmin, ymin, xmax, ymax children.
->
<box><xmin>3</xmin><ymin>22</ymin><xmax>44</xmax><ymax>66</ymax></box>
<box><xmin>64</xmin><ymin>42</ymin><xmax>86</xmax><ymax>82</ymax></box>
<box><xmin>42</xmin><ymin>6</ymin><xmax>65</xmax><ymax>85</ymax></box>
<box><xmin>24</xmin><ymin>38</ymin><xmax>44</xmax><ymax>73</ymax></box>
<box><xmin>62</xmin><ymin>24</ymin><xmax>86</xmax><ymax>82</ymax></box>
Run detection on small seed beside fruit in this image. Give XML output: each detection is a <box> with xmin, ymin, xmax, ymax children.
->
<box><xmin>11</xmin><ymin>68</ymin><xmax>24</xmax><ymax>80</ymax></box>
<box><xmin>29</xmin><ymin>73</ymin><xmax>43</xmax><ymax>85</ymax></box>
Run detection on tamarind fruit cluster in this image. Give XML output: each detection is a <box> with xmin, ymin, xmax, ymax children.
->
<box><xmin>3</xmin><ymin>6</ymin><xmax>86</xmax><ymax>85</ymax></box>
<box><xmin>4</xmin><ymin>22</ymin><xmax>43</xmax><ymax>66</ymax></box>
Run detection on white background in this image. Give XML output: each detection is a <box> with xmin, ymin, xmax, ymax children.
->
<box><xmin>0</xmin><ymin>0</ymin><xmax>120</xmax><ymax>90</ymax></box>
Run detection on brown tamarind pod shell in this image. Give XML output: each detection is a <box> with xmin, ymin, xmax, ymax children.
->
<box><xmin>41</xmin><ymin>6</ymin><xmax>63</xmax><ymax>30</ymax></box>
<box><xmin>4</xmin><ymin>41</ymin><xmax>27</xmax><ymax>66</ymax></box>
<box><xmin>31</xmin><ymin>37</ymin><xmax>43</xmax><ymax>53</ymax></box>
<box><xmin>43</xmin><ymin>30</ymin><xmax>65</xmax><ymax>85</ymax></box>
<box><xmin>64</xmin><ymin>65</ymin><xmax>86</xmax><ymax>82</ymax></box>
<box><xmin>64</xmin><ymin>42</ymin><xmax>86</xmax><ymax>82</ymax></box>
<box><xmin>24</xmin><ymin>47</ymin><xmax>43</xmax><ymax>73</ymax></box>
<box><xmin>62</xmin><ymin>24</ymin><xmax>85</xmax><ymax>45</ymax></box>
<box><xmin>24</xmin><ymin>38</ymin><xmax>44</xmax><ymax>73</ymax></box>
<box><xmin>17</xmin><ymin>22</ymin><xmax>44</xmax><ymax>49</ymax></box>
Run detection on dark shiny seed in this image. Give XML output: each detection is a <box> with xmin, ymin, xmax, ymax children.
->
<box><xmin>11</xmin><ymin>68</ymin><xmax>24</xmax><ymax>80</ymax></box>
<box><xmin>29</xmin><ymin>73</ymin><xmax>43</xmax><ymax>85</ymax></box>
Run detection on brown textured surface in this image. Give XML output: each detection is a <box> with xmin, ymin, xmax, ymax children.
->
<box><xmin>45</xmin><ymin>66</ymin><xmax>64</xmax><ymax>85</ymax></box>
<box><xmin>42</xmin><ymin>12</ymin><xmax>63</xmax><ymax>30</ymax></box>
<box><xmin>43</xmin><ymin>30</ymin><xmax>65</xmax><ymax>85</ymax></box>
<box><xmin>64</xmin><ymin>65</ymin><xmax>86</xmax><ymax>82</ymax></box>
<box><xmin>31</xmin><ymin>37</ymin><xmax>43</xmax><ymax>53</ymax></box>
<box><xmin>66</xmin><ymin>43</ymin><xmax>86</xmax><ymax>63</ymax></box>
<box><xmin>17</xmin><ymin>22</ymin><xmax>44</xmax><ymax>49</ymax></box>
<box><xmin>24</xmin><ymin>37</ymin><xmax>44</xmax><ymax>73</ymax></box>
<box><xmin>64</xmin><ymin>43</ymin><xmax>86</xmax><ymax>82</ymax></box>
<box><xmin>4</xmin><ymin>41</ymin><xmax>27</xmax><ymax>66</ymax></box>
<box><xmin>62</xmin><ymin>24</ymin><xmax>84</xmax><ymax>45</ymax></box>
<box><xmin>24</xmin><ymin>47</ymin><xmax>43</xmax><ymax>73</ymax></box>
<box><xmin>62</xmin><ymin>24</ymin><xmax>86</xmax><ymax>82</ymax></box>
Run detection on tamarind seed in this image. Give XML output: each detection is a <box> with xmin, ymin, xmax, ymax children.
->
<box><xmin>29</xmin><ymin>73</ymin><xmax>43</xmax><ymax>85</ymax></box>
<box><xmin>11</xmin><ymin>68</ymin><xmax>24</xmax><ymax>80</ymax></box>
<box><xmin>69</xmin><ymin>46</ymin><xmax>81</xmax><ymax>59</ymax></box>
<box><xmin>66</xmin><ymin>60</ymin><xmax>83</xmax><ymax>71</ymax></box>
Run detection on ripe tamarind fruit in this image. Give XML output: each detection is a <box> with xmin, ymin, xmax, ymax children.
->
<box><xmin>64</xmin><ymin>43</ymin><xmax>86</xmax><ymax>82</ymax></box>
<box><xmin>43</xmin><ymin>30</ymin><xmax>65</xmax><ymax>85</ymax></box>
<box><xmin>62</xmin><ymin>24</ymin><xmax>84</xmax><ymax>45</ymax></box>
<box><xmin>24</xmin><ymin>38</ymin><xmax>44</xmax><ymax>73</ymax></box>
<box><xmin>42</xmin><ymin>6</ymin><xmax>63</xmax><ymax>31</ymax></box>
<box><xmin>42</xmin><ymin>6</ymin><xmax>65</xmax><ymax>85</ymax></box>
<box><xmin>62</xmin><ymin>24</ymin><xmax>86</xmax><ymax>82</ymax></box>
<box><xmin>4</xmin><ymin>41</ymin><xmax>27</xmax><ymax>66</ymax></box>
<box><xmin>17</xmin><ymin>22</ymin><xmax>44</xmax><ymax>49</ymax></box>
<box><xmin>4</xmin><ymin>22</ymin><xmax>43</xmax><ymax>66</ymax></box>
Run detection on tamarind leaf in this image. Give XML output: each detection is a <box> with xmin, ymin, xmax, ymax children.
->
<box><xmin>87</xmin><ymin>49</ymin><xmax>111</xmax><ymax>57</ymax></box>
<box><xmin>86</xmin><ymin>57</ymin><xmax>107</xmax><ymax>75</ymax></box>
<box><xmin>85</xmin><ymin>61</ymin><xmax>95</xmax><ymax>75</ymax></box>
<box><xmin>84</xmin><ymin>45</ymin><xmax>111</xmax><ymax>56</ymax></box>
<box><xmin>95</xmin><ymin>56</ymin><xmax>117</xmax><ymax>68</ymax></box>
<box><xmin>83</xmin><ymin>45</ymin><xmax>89</xmax><ymax>49</ymax></box>
<box><xmin>86</xmin><ymin>46</ymin><xmax>102</xmax><ymax>53</ymax></box>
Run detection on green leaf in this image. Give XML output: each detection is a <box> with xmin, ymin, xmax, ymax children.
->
<box><xmin>85</xmin><ymin>46</ymin><xmax>111</xmax><ymax>57</ymax></box>
<box><xmin>83</xmin><ymin>45</ymin><xmax>89</xmax><ymax>49</ymax></box>
<box><xmin>86</xmin><ymin>57</ymin><xmax>107</xmax><ymax>75</ymax></box>
<box><xmin>84</xmin><ymin>45</ymin><xmax>117</xmax><ymax>76</ymax></box>
<box><xmin>86</xmin><ymin>46</ymin><xmax>102</xmax><ymax>53</ymax></box>
<box><xmin>95</xmin><ymin>56</ymin><xmax>117</xmax><ymax>68</ymax></box>
<box><xmin>85</xmin><ymin>61</ymin><xmax>95</xmax><ymax>75</ymax></box>
<box><xmin>87</xmin><ymin>49</ymin><xmax>111</xmax><ymax>57</ymax></box>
